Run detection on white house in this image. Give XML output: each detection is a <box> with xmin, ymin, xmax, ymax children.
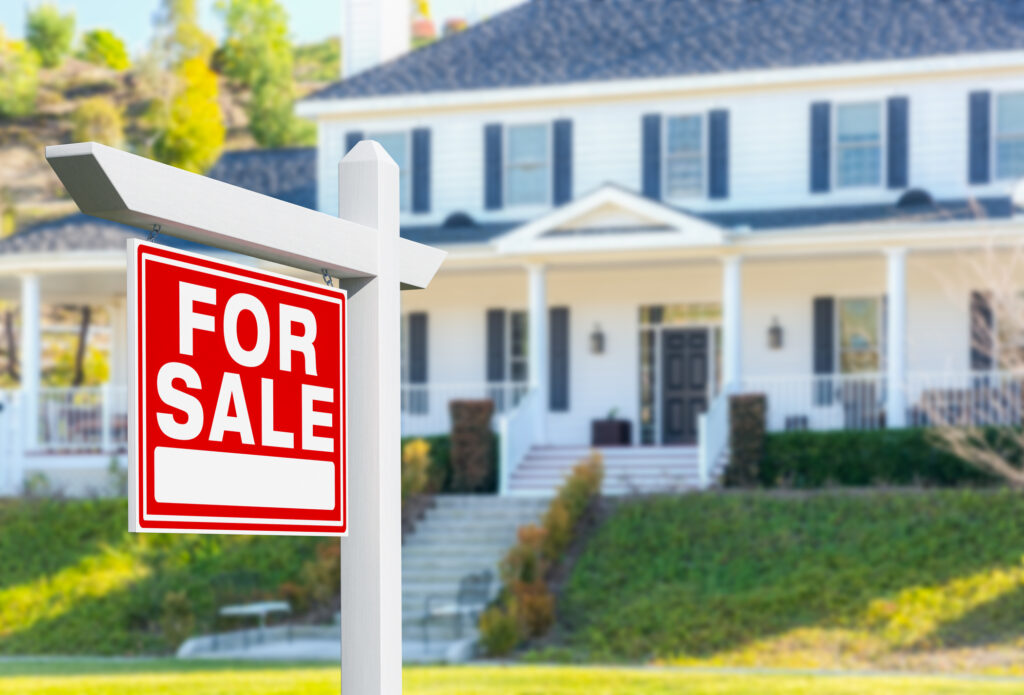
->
<box><xmin>4</xmin><ymin>0</ymin><xmax>1024</xmax><ymax>496</ymax></box>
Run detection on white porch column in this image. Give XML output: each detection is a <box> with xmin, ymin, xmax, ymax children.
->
<box><xmin>886</xmin><ymin>248</ymin><xmax>907</xmax><ymax>428</ymax></box>
<box><xmin>19</xmin><ymin>274</ymin><xmax>40</xmax><ymax>452</ymax></box>
<box><xmin>527</xmin><ymin>263</ymin><xmax>547</xmax><ymax>444</ymax></box>
<box><xmin>721</xmin><ymin>255</ymin><xmax>743</xmax><ymax>392</ymax></box>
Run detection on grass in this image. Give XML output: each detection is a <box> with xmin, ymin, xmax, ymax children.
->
<box><xmin>1</xmin><ymin>661</ymin><xmax>1024</xmax><ymax>695</ymax></box>
<box><xmin>558</xmin><ymin>489</ymin><xmax>1024</xmax><ymax>672</ymax></box>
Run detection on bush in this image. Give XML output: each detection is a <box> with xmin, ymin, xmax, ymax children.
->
<box><xmin>757</xmin><ymin>428</ymin><xmax>998</xmax><ymax>488</ymax></box>
<box><xmin>0</xmin><ymin>31</ymin><xmax>40</xmax><ymax>118</ymax></box>
<box><xmin>153</xmin><ymin>56</ymin><xmax>224</xmax><ymax>173</ymax></box>
<box><xmin>71</xmin><ymin>97</ymin><xmax>124</xmax><ymax>147</ymax></box>
<box><xmin>80</xmin><ymin>29</ymin><xmax>131</xmax><ymax>70</ymax></box>
<box><xmin>724</xmin><ymin>393</ymin><xmax>766</xmax><ymax>486</ymax></box>
<box><xmin>26</xmin><ymin>3</ymin><xmax>75</xmax><ymax>68</ymax></box>
<box><xmin>450</xmin><ymin>400</ymin><xmax>496</xmax><ymax>492</ymax></box>
<box><xmin>401</xmin><ymin>438</ymin><xmax>431</xmax><ymax>505</ymax></box>
<box><xmin>478</xmin><ymin>601</ymin><xmax>520</xmax><ymax>656</ymax></box>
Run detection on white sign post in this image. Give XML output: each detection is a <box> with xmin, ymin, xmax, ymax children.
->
<box><xmin>46</xmin><ymin>141</ymin><xmax>443</xmax><ymax>694</ymax></box>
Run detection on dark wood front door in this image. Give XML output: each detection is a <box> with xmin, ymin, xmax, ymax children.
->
<box><xmin>661</xmin><ymin>328</ymin><xmax>709</xmax><ymax>444</ymax></box>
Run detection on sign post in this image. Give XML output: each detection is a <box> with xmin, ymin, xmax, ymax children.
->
<box><xmin>46</xmin><ymin>140</ymin><xmax>442</xmax><ymax>694</ymax></box>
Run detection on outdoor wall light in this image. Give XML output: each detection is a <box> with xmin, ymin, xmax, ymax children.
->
<box><xmin>590</xmin><ymin>324</ymin><xmax>606</xmax><ymax>354</ymax></box>
<box><xmin>768</xmin><ymin>317</ymin><xmax>784</xmax><ymax>350</ymax></box>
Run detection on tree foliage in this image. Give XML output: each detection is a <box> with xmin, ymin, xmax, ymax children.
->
<box><xmin>218</xmin><ymin>0</ymin><xmax>313</xmax><ymax>147</ymax></box>
<box><xmin>154</xmin><ymin>0</ymin><xmax>215</xmax><ymax>66</ymax></box>
<box><xmin>0</xmin><ymin>30</ymin><xmax>40</xmax><ymax>118</ymax></box>
<box><xmin>153</xmin><ymin>57</ymin><xmax>224</xmax><ymax>173</ymax></box>
<box><xmin>80</xmin><ymin>29</ymin><xmax>131</xmax><ymax>70</ymax></box>
<box><xmin>71</xmin><ymin>97</ymin><xmax>124</xmax><ymax>148</ymax></box>
<box><xmin>293</xmin><ymin>37</ymin><xmax>340</xmax><ymax>83</ymax></box>
<box><xmin>25</xmin><ymin>3</ymin><xmax>75</xmax><ymax>69</ymax></box>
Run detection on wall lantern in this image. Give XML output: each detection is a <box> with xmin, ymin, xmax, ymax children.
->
<box><xmin>768</xmin><ymin>317</ymin><xmax>784</xmax><ymax>350</ymax></box>
<box><xmin>590</xmin><ymin>324</ymin><xmax>606</xmax><ymax>355</ymax></box>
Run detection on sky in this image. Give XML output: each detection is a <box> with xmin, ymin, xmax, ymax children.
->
<box><xmin>0</xmin><ymin>0</ymin><xmax>524</xmax><ymax>55</ymax></box>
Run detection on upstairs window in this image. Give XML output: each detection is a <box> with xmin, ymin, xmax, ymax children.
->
<box><xmin>835</xmin><ymin>102</ymin><xmax>882</xmax><ymax>188</ymax></box>
<box><xmin>664</xmin><ymin>114</ymin><xmax>703</xmax><ymax>199</ymax></box>
<box><xmin>368</xmin><ymin>131</ymin><xmax>411</xmax><ymax>211</ymax></box>
<box><xmin>996</xmin><ymin>92</ymin><xmax>1024</xmax><ymax>180</ymax></box>
<box><xmin>506</xmin><ymin>124</ymin><xmax>549</xmax><ymax>206</ymax></box>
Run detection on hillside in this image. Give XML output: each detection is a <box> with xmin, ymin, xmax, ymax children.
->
<box><xmin>557</xmin><ymin>490</ymin><xmax>1024</xmax><ymax>675</ymax></box>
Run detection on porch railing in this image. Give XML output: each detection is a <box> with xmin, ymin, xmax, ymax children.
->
<box><xmin>904</xmin><ymin>371</ymin><xmax>1024</xmax><ymax>427</ymax></box>
<box><xmin>697</xmin><ymin>390</ymin><xmax>730</xmax><ymax>487</ymax></box>
<box><xmin>35</xmin><ymin>386</ymin><xmax>129</xmax><ymax>453</ymax></box>
<box><xmin>497</xmin><ymin>386</ymin><xmax>541</xmax><ymax>495</ymax></box>
<box><xmin>401</xmin><ymin>381</ymin><xmax>528</xmax><ymax>437</ymax></box>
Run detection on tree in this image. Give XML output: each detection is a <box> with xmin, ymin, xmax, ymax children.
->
<box><xmin>0</xmin><ymin>29</ymin><xmax>40</xmax><ymax>118</ymax></box>
<box><xmin>217</xmin><ymin>0</ymin><xmax>313</xmax><ymax>147</ymax></box>
<box><xmin>80</xmin><ymin>29</ymin><xmax>131</xmax><ymax>70</ymax></box>
<box><xmin>153</xmin><ymin>57</ymin><xmax>225</xmax><ymax>173</ymax></box>
<box><xmin>25</xmin><ymin>3</ymin><xmax>75</xmax><ymax>69</ymax></box>
<box><xmin>71</xmin><ymin>97</ymin><xmax>124</xmax><ymax>147</ymax></box>
<box><xmin>154</xmin><ymin>0</ymin><xmax>215</xmax><ymax>66</ymax></box>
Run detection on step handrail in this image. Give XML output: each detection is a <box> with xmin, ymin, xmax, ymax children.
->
<box><xmin>496</xmin><ymin>387</ymin><xmax>540</xmax><ymax>495</ymax></box>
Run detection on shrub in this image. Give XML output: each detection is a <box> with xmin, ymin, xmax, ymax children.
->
<box><xmin>0</xmin><ymin>31</ymin><xmax>40</xmax><ymax>118</ymax></box>
<box><xmin>80</xmin><ymin>29</ymin><xmax>131</xmax><ymax>70</ymax></box>
<box><xmin>401</xmin><ymin>438</ymin><xmax>431</xmax><ymax>505</ymax></box>
<box><xmin>71</xmin><ymin>97</ymin><xmax>124</xmax><ymax>147</ymax></box>
<box><xmin>159</xmin><ymin>590</ymin><xmax>195</xmax><ymax>648</ymax></box>
<box><xmin>26</xmin><ymin>3</ymin><xmax>75</xmax><ymax>68</ymax></box>
<box><xmin>153</xmin><ymin>56</ymin><xmax>224</xmax><ymax>173</ymax></box>
<box><xmin>540</xmin><ymin>500</ymin><xmax>571</xmax><ymax>561</ymax></box>
<box><xmin>450</xmin><ymin>400</ymin><xmax>496</xmax><ymax>492</ymax></box>
<box><xmin>724</xmin><ymin>393</ymin><xmax>766</xmax><ymax>486</ymax></box>
<box><xmin>478</xmin><ymin>601</ymin><xmax>520</xmax><ymax>656</ymax></box>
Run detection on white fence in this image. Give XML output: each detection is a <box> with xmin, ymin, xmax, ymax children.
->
<box><xmin>36</xmin><ymin>386</ymin><xmax>129</xmax><ymax>453</ymax></box>
<box><xmin>401</xmin><ymin>381</ymin><xmax>528</xmax><ymax>437</ymax></box>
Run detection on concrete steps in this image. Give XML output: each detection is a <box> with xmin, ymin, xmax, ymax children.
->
<box><xmin>401</xmin><ymin>494</ymin><xmax>548</xmax><ymax>661</ymax></box>
<box><xmin>508</xmin><ymin>446</ymin><xmax>703</xmax><ymax>495</ymax></box>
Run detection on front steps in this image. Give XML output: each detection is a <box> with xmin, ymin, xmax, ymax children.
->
<box><xmin>402</xmin><ymin>494</ymin><xmax>549</xmax><ymax>663</ymax></box>
<box><xmin>508</xmin><ymin>446</ymin><xmax>704</xmax><ymax>495</ymax></box>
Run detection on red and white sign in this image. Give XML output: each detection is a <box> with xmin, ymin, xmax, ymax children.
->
<box><xmin>128</xmin><ymin>241</ymin><xmax>347</xmax><ymax>535</ymax></box>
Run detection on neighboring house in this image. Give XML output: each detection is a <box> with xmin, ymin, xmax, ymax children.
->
<box><xmin>4</xmin><ymin>0</ymin><xmax>1024</xmax><ymax>495</ymax></box>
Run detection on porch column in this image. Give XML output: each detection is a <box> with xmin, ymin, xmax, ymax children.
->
<box><xmin>886</xmin><ymin>248</ymin><xmax>907</xmax><ymax>428</ymax></box>
<box><xmin>19</xmin><ymin>273</ymin><xmax>40</xmax><ymax>451</ymax></box>
<box><xmin>527</xmin><ymin>263</ymin><xmax>547</xmax><ymax>444</ymax></box>
<box><xmin>722</xmin><ymin>255</ymin><xmax>743</xmax><ymax>392</ymax></box>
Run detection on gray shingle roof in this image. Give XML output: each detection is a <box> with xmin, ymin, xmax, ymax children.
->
<box><xmin>305</xmin><ymin>0</ymin><xmax>1024</xmax><ymax>102</ymax></box>
<box><xmin>206</xmin><ymin>147</ymin><xmax>317</xmax><ymax>210</ymax></box>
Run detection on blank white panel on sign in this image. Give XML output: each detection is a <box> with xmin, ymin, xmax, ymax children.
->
<box><xmin>154</xmin><ymin>447</ymin><xmax>336</xmax><ymax>510</ymax></box>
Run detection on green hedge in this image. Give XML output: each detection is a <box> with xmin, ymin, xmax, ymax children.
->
<box><xmin>401</xmin><ymin>433</ymin><xmax>498</xmax><ymax>493</ymax></box>
<box><xmin>757</xmin><ymin>428</ymin><xmax>999</xmax><ymax>488</ymax></box>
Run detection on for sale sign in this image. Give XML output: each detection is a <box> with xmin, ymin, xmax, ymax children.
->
<box><xmin>128</xmin><ymin>241</ymin><xmax>347</xmax><ymax>535</ymax></box>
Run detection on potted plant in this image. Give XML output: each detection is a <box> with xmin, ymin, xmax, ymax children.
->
<box><xmin>591</xmin><ymin>408</ymin><xmax>631</xmax><ymax>446</ymax></box>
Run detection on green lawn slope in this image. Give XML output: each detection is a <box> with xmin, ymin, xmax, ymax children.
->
<box><xmin>0</xmin><ymin>498</ymin><xmax>335</xmax><ymax>655</ymax></box>
<box><xmin>559</xmin><ymin>490</ymin><xmax>1024</xmax><ymax>674</ymax></box>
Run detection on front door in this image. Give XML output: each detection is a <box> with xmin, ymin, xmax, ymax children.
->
<box><xmin>661</xmin><ymin>328</ymin><xmax>709</xmax><ymax>444</ymax></box>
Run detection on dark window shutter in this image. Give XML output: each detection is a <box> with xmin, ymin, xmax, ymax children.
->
<box><xmin>642</xmin><ymin>113</ymin><xmax>662</xmax><ymax>200</ymax></box>
<box><xmin>708</xmin><ymin>109</ymin><xmax>729</xmax><ymax>199</ymax></box>
<box><xmin>345</xmin><ymin>131</ymin><xmax>364</xmax><ymax>153</ymax></box>
<box><xmin>553</xmin><ymin>119</ymin><xmax>573</xmax><ymax>205</ymax></box>
<box><xmin>484</xmin><ymin>124</ymin><xmax>503</xmax><ymax>210</ymax></box>
<box><xmin>813</xmin><ymin>296</ymin><xmax>835</xmax><ymax>405</ymax></box>
<box><xmin>409</xmin><ymin>312</ymin><xmax>428</xmax><ymax>384</ymax></box>
<box><xmin>486</xmin><ymin>309</ymin><xmax>506</xmax><ymax>382</ymax></box>
<box><xmin>970</xmin><ymin>290</ymin><xmax>994</xmax><ymax>370</ymax></box>
<box><xmin>411</xmin><ymin>128</ymin><xmax>431</xmax><ymax>213</ymax></box>
<box><xmin>810</xmin><ymin>102</ymin><xmax>831</xmax><ymax>193</ymax></box>
<box><xmin>549</xmin><ymin>307</ymin><xmax>569</xmax><ymax>412</ymax></box>
<box><xmin>887</xmin><ymin>96</ymin><xmax>909</xmax><ymax>189</ymax></box>
<box><xmin>969</xmin><ymin>91</ymin><xmax>991</xmax><ymax>185</ymax></box>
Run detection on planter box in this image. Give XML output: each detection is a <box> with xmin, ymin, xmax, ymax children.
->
<box><xmin>591</xmin><ymin>419</ymin><xmax>632</xmax><ymax>447</ymax></box>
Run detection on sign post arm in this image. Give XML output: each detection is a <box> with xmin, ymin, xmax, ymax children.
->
<box><xmin>337</xmin><ymin>141</ymin><xmax>403</xmax><ymax>695</ymax></box>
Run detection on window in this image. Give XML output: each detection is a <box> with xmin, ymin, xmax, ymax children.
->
<box><xmin>368</xmin><ymin>131</ymin><xmax>410</xmax><ymax>211</ymax></box>
<box><xmin>509</xmin><ymin>310</ymin><xmax>528</xmax><ymax>383</ymax></box>
<box><xmin>837</xmin><ymin>297</ymin><xmax>882</xmax><ymax>373</ymax></box>
<box><xmin>835</xmin><ymin>102</ymin><xmax>882</xmax><ymax>188</ymax></box>
<box><xmin>506</xmin><ymin>124</ymin><xmax>549</xmax><ymax>206</ymax></box>
<box><xmin>996</xmin><ymin>92</ymin><xmax>1024</xmax><ymax>180</ymax></box>
<box><xmin>664</xmin><ymin>114</ymin><xmax>703</xmax><ymax>198</ymax></box>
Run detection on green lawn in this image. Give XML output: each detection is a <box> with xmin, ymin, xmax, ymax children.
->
<box><xmin>0</xmin><ymin>661</ymin><xmax>1023</xmax><ymax>695</ymax></box>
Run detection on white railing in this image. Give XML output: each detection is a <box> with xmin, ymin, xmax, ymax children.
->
<box><xmin>497</xmin><ymin>387</ymin><xmax>541</xmax><ymax>495</ymax></box>
<box><xmin>697</xmin><ymin>390</ymin><xmax>730</xmax><ymax>487</ymax></box>
<box><xmin>904</xmin><ymin>371</ymin><xmax>1024</xmax><ymax>427</ymax></box>
<box><xmin>740</xmin><ymin>372</ymin><xmax>886</xmax><ymax>432</ymax></box>
<box><xmin>401</xmin><ymin>381</ymin><xmax>528</xmax><ymax>437</ymax></box>
<box><xmin>0</xmin><ymin>389</ymin><xmax>23</xmax><ymax>494</ymax></box>
<box><xmin>35</xmin><ymin>385</ymin><xmax>128</xmax><ymax>453</ymax></box>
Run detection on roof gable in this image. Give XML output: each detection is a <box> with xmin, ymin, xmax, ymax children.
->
<box><xmin>305</xmin><ymin>0</ymin><xmax>1024</xmax><ymax>103</ymax></box>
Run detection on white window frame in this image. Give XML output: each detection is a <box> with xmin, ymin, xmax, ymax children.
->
<box><xmin>835</xmin><ymin>296</ymin><xmax>884</xmax><ymax>375</ymax></box>
<box><xmin>504</xmin><ymin>123</ymin><xmax>551</xmax><ymax>208</ymax></box>
<box><xmin>662</xmin><ymin>113</ymin><xmax>706</xmax><ymax>201</ymax></box>
<box><xmin>367</xmin><ymin>130</ymin><xmax>411</xmax><ymax>212</ymax></box>
<box><xmin>993</xmin><ymin>91</ymin><xmax>1024</xmax><ymax>181</ymax></box>
<box><xmin>833</xmin><ymin>101</ymin><xmax>886</xmax><ymax>190</ymax></box>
